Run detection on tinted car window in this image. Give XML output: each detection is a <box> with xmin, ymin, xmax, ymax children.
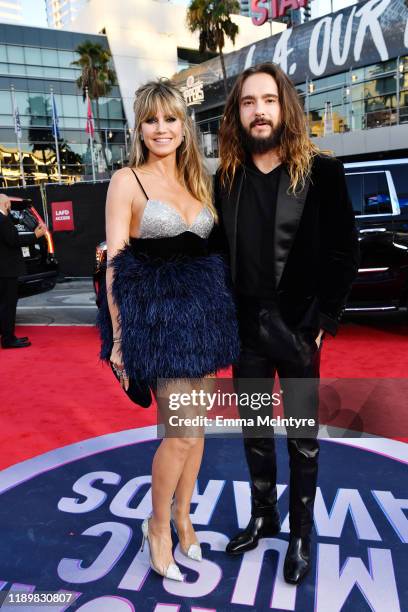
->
<box><xmin>10</xmin><ymin>209</ymin><xmax>37</xmax><ymax>232</ymax></box>
<box><xmin>346</xmin><ymin>174</ymin><xmax>363</xmax><ymax>214</ymax></box>
<box><xmin>387</xmin><ymin>165</ymin><xmax>408</xmax><ymax>212</ymax></box>
<box><xmin>363</xmin><ymin>172</ymin><xmax>392</xmax><ymax>215</ymax></box>
<box><xmin>346</xmin><ymin>171</ymin><xmax>393</xmax><ymax>216</ymax></box>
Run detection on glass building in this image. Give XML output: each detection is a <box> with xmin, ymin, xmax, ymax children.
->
<box><xmin>45</xmin><ymin>0</ymin><xmax>88</xmax><ymax>29</ymax></box>
<box><xmin>173</xmin><ymin>0</ymin><xmax>408</xmax><ymax>162</ymax></box>
<box><xmin>190</xmin><ymin>54</ymin><xmax>408</xmax><ymax>160</ymax></box>
<box><xmin>0</xmin><ymin>23</ymin><xmax>127</xmax><ymax>186</ymax></box>
<box><xmin>0</xmin><ymin>0</ymin><xmax>22</xmax><ymax>24</ymax></box>
<box><xmin>192</xmin><ymin>55</ymin><xmax>408</xmax><ymax>146</ymax></box>
<box><xmin>298</xmin><ymin>57</ymin><xmax>408</xmax><ymax>137</ymax></box>
<box><xmin>239</xmin><ymin>0</ymin><xmax>250</xmax><ymax>17</ymax></box>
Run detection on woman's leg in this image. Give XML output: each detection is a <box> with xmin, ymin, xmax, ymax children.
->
<box><xmin>146</xmin><ymin>378</ymin><xmax>205</xmax><ymax>571</ymax></box>
<box><xmin>172</xmin><ymin>436</ymin><xmax>204</xmax><ymax>551</ymax></box>
<box><xmin>148</xmin><ymin>435</ymin><xmax>201</xmax><ymax>571</ymax></box>
<box><xmin>172</xmin><ymin>374</ymin><xmax>214</xmax><ymax>551</ymax></box>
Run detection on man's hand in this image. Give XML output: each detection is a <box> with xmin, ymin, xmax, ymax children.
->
<box><xmin>315</xmin><ymin>329</ymin><xmax>325</xmax><ymax>349</ymax></box>
<box><xmin>34</xmin><ymin>223</ymin><xmax>47</xmax><ymax>239</ymax></box>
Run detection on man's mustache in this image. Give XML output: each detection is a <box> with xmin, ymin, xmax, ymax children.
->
<box><xmin>250</xmin><ymin>119</ymin><xmax>273</xmax><ymax>128</ymax></box>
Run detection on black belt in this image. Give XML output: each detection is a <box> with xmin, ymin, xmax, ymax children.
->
<box><xmin>129</xmin><ymin>233</ymin><xmax>208</xmax><ymax>260</ymax></box>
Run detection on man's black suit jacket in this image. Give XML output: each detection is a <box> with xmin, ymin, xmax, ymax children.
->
<box><xmin>0</xmin><ymin>212</ymin><xmax>36</xmax><ymax>278</ymax></box>
<box><xmin>213</xmin><ymin>154</ymin><xmax>360</xmax><ymax>336</ymax></box>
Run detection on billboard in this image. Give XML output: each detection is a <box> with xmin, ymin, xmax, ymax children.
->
<box><xmin>174</xmin><ymin>0</ymin><xmax>408</xmax><ymax>89</ymax></box>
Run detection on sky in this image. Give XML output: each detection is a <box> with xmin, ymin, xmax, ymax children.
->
<box><xmin>18</xmin><ymin>0</ymin><xmax>358</xmax><ymax>29</ymax></box>
<box><xmin>19</xmin><ymin>0</ymin><xmax>189</xmax><ymax>28</ymax></box>
<box><xmin>21</xmin><ymin>0</ymin><xmax>47</xmax><ymax>27</ymax></box>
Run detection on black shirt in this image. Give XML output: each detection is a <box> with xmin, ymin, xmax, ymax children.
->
<box><xmin>236</xmin><ymin>158</ymin><xmax>282</xmax><ymax>297</ymax></box>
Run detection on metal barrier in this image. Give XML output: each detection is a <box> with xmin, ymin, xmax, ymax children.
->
<box><xmin>44</xmin><ymin>180</ymin><xmax>109</xmax><ymax>277</ymax></box>
<box><xmin>0</xmin><ymin>181</ymin><xmax>109</xmax><ymax>277</ymax></box>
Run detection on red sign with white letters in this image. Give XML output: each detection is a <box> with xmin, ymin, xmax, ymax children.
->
<box><xmin>251</xmin><ymin>0</ymin><xmax>309</xmax><ymax>26</ymax></box>
<box><xmin>51</xmin><ymin>201</ymin><xmax>74</xmax><ymax>231</ymax></box>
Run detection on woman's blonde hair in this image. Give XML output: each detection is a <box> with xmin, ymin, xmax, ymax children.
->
<box><xmin>219</xmin><ymin>63</ymin><xmax>324</xmax><ymax>194</ymax></box>
<box><xmin>129</xmin><ymin>78</ymin><xmax>215</xmax><ymax>218</ymax></box>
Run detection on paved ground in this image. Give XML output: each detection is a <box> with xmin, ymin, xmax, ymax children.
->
<box><xmin>16</xmin><ymin>279</ymin><xmax>407</xmax><ymax>329</ymax></box>
<box><xmin>16</xmin><ymin>278</ymin><xmax>97</xmax><ymax>326</ymax></box>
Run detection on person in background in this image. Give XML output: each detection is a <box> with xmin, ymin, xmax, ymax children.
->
<box><xmin>0</xmin><ymin>193</ymin><xmax>46</xmax><ymax>349</ymax></box>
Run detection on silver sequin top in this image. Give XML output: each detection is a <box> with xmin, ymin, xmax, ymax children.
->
<box><xmin>139</xmin><ymin>199</ymin><xmax>214</xmax><ymax>239</ymax></box>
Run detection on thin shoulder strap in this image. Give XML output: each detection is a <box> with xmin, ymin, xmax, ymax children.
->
<box><xmin>130</xmin><ymin>168</ymin><xmax>149</xmax><ymax>201</ymax></box>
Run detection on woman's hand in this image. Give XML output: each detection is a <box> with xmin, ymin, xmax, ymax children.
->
<box><xmin>110</xmin><ymin>342</ymin><xmax>129</xmax><ymax>391</ymax></box>
<box><xmin>315</xmin><ymin>329</ymin><xmax>325</xmax><ymax>349</ymax></box>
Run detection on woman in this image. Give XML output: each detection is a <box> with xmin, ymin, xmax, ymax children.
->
<box><xmin>97</xmin><ymin>79</ymin><xmax>239</xmax><ymax>581</ymax></box>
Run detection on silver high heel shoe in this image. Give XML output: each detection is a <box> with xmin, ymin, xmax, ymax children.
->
<box><xmin>170</xmin><ymin>501</ymin><xmax>202</xmax><ymax>562</ymax></box>
<box><xmin>140</xmin><ymin>516</ymin><xmax>183</xmax><ymax>581</ymax></box>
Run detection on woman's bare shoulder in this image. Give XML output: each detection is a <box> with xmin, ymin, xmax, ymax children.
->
<box><xmin>106</xmin><ymin>169</ymin><xmax>132</xmax><ymax>209</ymax></box>
<box><xmin>107</xmin><ymin>167</ymin><xmax>146</xmax><ymax>216</ymax></box>
<box><xmin>109</xmin><ymin>167</ymin><xmax>134</xmax><ymax>186</ymax></box>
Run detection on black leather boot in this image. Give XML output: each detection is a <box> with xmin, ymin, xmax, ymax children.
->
<box><xmin>283</xmin><ymin>535</ymin><xmax>311</xmax><ymax>584</ymax></box>
<box><xmin>226</xmin><ymin>507</ymin><xmax>281</xmax><ymax>555</ymax></box>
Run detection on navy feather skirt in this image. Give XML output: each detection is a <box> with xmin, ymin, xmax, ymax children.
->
<box><xmin>96</xmin><ymin>234</ymin><xmax>239</xmax><ymax>386</ymax></box>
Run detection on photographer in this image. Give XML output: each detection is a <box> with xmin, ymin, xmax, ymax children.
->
<box><xmin>0</xmin><ymin>193</ymin><xmax>46</xmax><ymax>349</ymax></box>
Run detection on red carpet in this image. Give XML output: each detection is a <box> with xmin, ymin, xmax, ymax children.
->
<box><xmin>0</xmin><ymin>321</ymin><xmax>407</xmax><ymax>470</ymax></box>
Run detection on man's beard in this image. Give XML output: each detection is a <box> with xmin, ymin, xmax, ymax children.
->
<box><xmin>240</xmin><ymin>121</ymin><xmax>283</xmax><ymax>154</ymax></box>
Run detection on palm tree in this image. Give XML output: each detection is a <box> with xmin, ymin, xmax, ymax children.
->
<box><xmin>187</xmin><ymin>0</ymin><xmax>240</xmax><ymax>97</ymax></box>
<box><xmin>72</xmin><ymin>41</ymin><xmax>117</xmax><ymax>172</ymax></box>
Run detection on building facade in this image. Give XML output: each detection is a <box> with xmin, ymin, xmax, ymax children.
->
<box><xmin>45</xmin><ymin>0</ymin><xmax>88</xmax><ymax>29</ymax></box>
<box><xmin>67</xmin><ymin>0</ymin><xmax>285</xmax><ymax>128</ymax></box>
<box><xmin>173</xmin><ymin>0</ymin><xmax>408</xmax><ymax>164</ymax></box>
<box><xmin>0</xmin><ymin>23</ymin><xmax>127</xmax><ymax>186</ymax></box>
<box><xmin>239</xmin><ymin>0</ymin><xmax>250</xmax><ymax>16</ymax></box>
<box><xmin>0</xmin><ymin>0</ymin><xmax>22</xmax><ymax>24</ymax></box>
<box><xmin>0</xmin><ymin>0</ymin><xmax>287</xmax><ymax>186</ymax></box>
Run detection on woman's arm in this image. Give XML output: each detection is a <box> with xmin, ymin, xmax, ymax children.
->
<box><xmin>105</xmin><ymin>170</ymin><xmax>133</xmax><ymax>379</ymax></box>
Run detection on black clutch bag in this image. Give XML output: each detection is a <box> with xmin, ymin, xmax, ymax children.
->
<box><xmin>110</xmin><ymin>362</ymin><xmax>152</xmax><ymax>408</ymax></box>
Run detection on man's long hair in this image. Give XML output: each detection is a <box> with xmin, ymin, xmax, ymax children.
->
<box><xmin>129</xmin><ymin>78</ymin><xmax>215</xmax><ymax>217</ymax></box>
<box><xmin>219</xmin><ymin>63</ymin><xmax>322</xmax><ymax>193</ymax></box>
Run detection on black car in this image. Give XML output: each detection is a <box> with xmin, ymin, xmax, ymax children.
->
<box><xmin>93</xmin><ymin>158</ymin><xmax>408</xmax><ymax>315</ymax></box>
<box><xmin>345</xmin><ymin>159</ymin><xmax>408</xmax><ymax>313</ymax></box>
<box><xmin>10</xmin><ymin>197</ymin><xmax>58</xmax><ymax>297</ymax></box>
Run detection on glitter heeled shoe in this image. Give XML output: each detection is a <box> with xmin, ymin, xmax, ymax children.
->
<box><xmin>170</xmin><ymin>502</ymin><xmax>202</xmax><ymax>562</ymax></box>
<box><xmin>141</xmin><ymin>516</ymin><xmax>183</xmax><ymax>581</ymax></box>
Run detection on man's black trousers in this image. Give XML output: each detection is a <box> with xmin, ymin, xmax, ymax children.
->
<box><xmin>234</xmin><ymin>297</ymin><xmax>321</xmax><ymax>537</ymax></box>
<box><xmin>0</xmin><ymin>277</ymin><xmax>18</xmax><ymax>343</ymax></box>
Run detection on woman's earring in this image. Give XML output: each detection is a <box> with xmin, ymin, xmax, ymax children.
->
<box><xmin>140</xmin><ymin>133</ymin><xmax>144</xmax><ymax>141</ymax></box>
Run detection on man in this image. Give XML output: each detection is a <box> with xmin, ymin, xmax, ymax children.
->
<box><xmin>0</xmin><ymin>193</ymin><xmax>46</xmax><ymax>348</ymax></box>
<box><xmin>214</xmin><ymin>63</ymin><xmax>359</xmax><ymax>584</ymax></box>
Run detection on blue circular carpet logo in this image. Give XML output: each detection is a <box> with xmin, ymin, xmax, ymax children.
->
<box><xmin>0</xmin><ymin>427</ymin><xmax>406</xmax><ymax>611</ymax></box>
